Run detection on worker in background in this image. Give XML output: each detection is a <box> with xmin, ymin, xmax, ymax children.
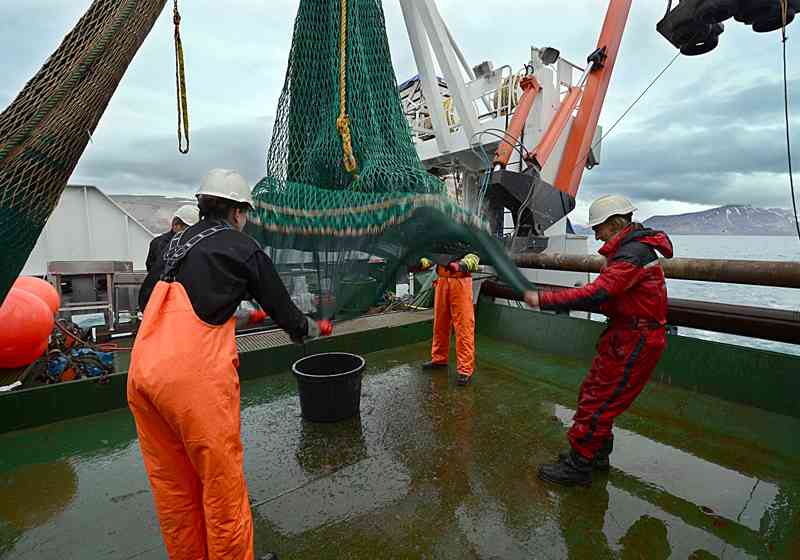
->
<box><xmin>138</xmin><ymin>204</ymin><xmax>199</xmax><ymax>313</ymax></box>
<box><xmin>524</xmin><ymin>195</ymin><xmax>673</xmax><ymax>487</ymax></box>
<box><xmin>128</xmin><ymin>169</ymin><xmax>332</xmax><ymax>560</ymax></box>
<box><xmin>413</xmin><ymin>251</ymin><xmax>480</xmax><ymax>386</ymax></box>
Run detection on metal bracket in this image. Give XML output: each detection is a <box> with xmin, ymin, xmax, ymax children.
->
<box><xmin>587</xmin><ymin>46</ymin><xmax>608</xmax><ymax>68</ymax></box>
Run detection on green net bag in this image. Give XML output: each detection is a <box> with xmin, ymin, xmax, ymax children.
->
<box><xmin>246</xmin><ymin>0</ymin><xmax>531</xmax><ymax>318</ymax></box>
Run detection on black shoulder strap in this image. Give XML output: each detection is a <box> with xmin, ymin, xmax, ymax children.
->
<box><xmin>161</xmin><ymin>223</ymin><xmax>232</xmax><ymax>282</ymax></box>
<box><xmin>611</xmin><ymin>240</ymin><xmax>658</xmax><ymax>268</ymax></box>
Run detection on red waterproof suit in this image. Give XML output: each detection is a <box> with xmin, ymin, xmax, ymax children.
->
<box><xmin>538</xmin><ymin>224</ymin><xmax>673</xmax><ymax>460</ymax></box>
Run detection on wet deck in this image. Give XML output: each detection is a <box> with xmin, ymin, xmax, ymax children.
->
<box><xmin>1</xmin><ymin>337</ymin><xmax>799</xmax><ymax>559</ymax></box>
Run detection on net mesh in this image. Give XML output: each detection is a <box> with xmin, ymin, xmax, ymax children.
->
<box><xmin>0</xmin><ymin>0</ymin><xmax>530</xmax><ymax>314</ymax></box>
<box><xmin>0</xmin><ymin>0</ymin><xmax>168</xmax><ymax>304</ymax></box>
<box><xmin>248</xmin><ymin>0</ymin><xmax>530</xmax><ymax>318</ymax></box>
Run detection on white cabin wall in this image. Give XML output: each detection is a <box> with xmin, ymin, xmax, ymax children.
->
<box><xmin>21</xmin><ymin>185</ymin><xmax>154</xmax><ymax>276</ymax></box>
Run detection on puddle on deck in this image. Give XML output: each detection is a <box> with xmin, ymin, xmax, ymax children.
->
<box><xmin>1</xmin><ymin>338</ymin><xmax>799</xmax><ymax>559</ymax></box>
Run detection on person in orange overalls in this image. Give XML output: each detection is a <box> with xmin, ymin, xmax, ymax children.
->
<box><xmin>128</xmin><ymin>169</ymin><xmax>332</xmax><ymax>560</ymax></box>
<box><xmin>414</xmin><ymin>252</ymin><xmax>480</xmax><ymax>386</ymax></box>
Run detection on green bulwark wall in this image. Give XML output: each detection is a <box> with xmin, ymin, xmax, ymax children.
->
<box><xmin>2</xmin><ymin>299</ymin><xmax>798</xmax><ymax>435</ymax></box>
<box><xmin>476</xmin><ymin>298</ymin><xmax>800</xmax><ymax>420</ymax></box>
<box><xmin>0</xmin><ymin>319</ymin><xmax>432</xmax><ymax>434</ymax></box>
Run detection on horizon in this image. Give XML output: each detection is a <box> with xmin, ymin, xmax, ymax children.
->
<box><xmin>104</xmin><ymin>190</ymin><xmax>794</xmax><ymax>225</ymax></box>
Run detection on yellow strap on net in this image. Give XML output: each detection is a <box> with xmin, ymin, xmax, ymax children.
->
<box><xmin>337</xmin><ymin>0</ymin><xmax>358</xmax><ymax>177</ymax></box>
<box><xmin>174</xmin><ymin>0</ymin><xmax>190</xmax><ymax>154</ymax></box>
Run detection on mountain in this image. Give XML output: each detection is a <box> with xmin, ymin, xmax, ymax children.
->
<box><xmin>114</xmin><ymin>196</ymin><xmax>796</xmax><ymax>237</ymax></box>
<box><xmin>643</xmin><ymin>205</ymin><xmax>796</xmax><ymax>236</ymax></box>
<box><xmin>570</xmin><ymin>206</ymin><xmax>797</xmax><ymax>236</ymax></box>
<box><xmin>111</xmin><ymin>194</ymin><xmax>195</xmax><ymax>234</ymax></box>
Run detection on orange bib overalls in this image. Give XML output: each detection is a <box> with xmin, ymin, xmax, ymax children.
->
<box><xmin>127</xmin><ymin>224</ymin><xmax>254</xmax><ymax>560</ymax></box>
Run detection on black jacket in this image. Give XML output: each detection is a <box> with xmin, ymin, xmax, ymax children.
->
<box><xmin>138</xmin><ymin>220</ymin><xmax>308</xmax><ymax>339</ymax></box>
<box><xmin>138</xmin><ymin>231</ymin><xmax>174</xmax><ymax>312</ymax></box>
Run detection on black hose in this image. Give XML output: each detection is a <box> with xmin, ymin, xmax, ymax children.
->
<box><xmin>780</xmin><ymin>9</ymin><xmax>800</xmax><ymax>240</ymax></box>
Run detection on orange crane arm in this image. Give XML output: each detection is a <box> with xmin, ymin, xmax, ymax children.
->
<box><xmin>492</xmin><ymin>76</ymin><xmax>541</xmax><ymax>169</ymax></box>
<box><xmin>526</xmin><ymin>85</ymin><xmax>582</xmax><ymax>171</ymax></box>
<box><xmin>554</xmin><ymin>0</ymin><xmax>633</xmax><ymax>197</ymax></box>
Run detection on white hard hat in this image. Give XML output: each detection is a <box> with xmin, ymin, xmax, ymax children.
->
<box><xmin>587</xmin><ymin>194</ymin><xmax>637</xmax><ymax>227</ymax></box>
<box><xmin>172</xmin><ymin>204</ymin><xmax>199</xmax><ymax>226</ymax></box>
<box><xmin>195</xmin><ymin>168</ymin><xmax>254</xmax><ymax>209</ymax></box>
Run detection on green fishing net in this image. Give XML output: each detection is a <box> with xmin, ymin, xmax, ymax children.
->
<box><xmin>0</xmin><ymin>0</ymin><xmax>167</xmax><ymax>306</ymax></box>
<box><xmin>246</xmin><ymin>0</ymin><xmax>531</xmax><ymax>318</ymax></box>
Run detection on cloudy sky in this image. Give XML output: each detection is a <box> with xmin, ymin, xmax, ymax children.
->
<box><xmin>1</xmin><ymin>0</ymin><xmax>797</xmax><ymax>221</ymax></box>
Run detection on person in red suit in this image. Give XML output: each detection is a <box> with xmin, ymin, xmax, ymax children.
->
<box><xmin>525</xmin><ymin>195</ymin><xmax>673</xmax><ymax>487</ymax></box>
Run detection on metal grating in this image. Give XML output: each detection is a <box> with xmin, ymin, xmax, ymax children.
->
<box><xmin>236</xmin><ymin>330</ymin><xmax>292</xmax><ymax>353</ymax></box>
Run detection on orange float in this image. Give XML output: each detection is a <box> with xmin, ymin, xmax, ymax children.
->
<box><xmin>13</xmin><ymin>276</ymin><xmax>60</xmax><ymax>314</ymax></box>
<box><xmin>0</xmin><ymin>288</ymin><xmax>55</xmax><ymax>368</ymax></box>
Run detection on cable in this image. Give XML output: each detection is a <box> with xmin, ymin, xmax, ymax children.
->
<box><xmin>54</xmin><ymin>319</ymin><xmax>129</xmax><ymax>353</ymax></box>
<box><xmin>780</xmin><ymin>1</ymin><xmax>800</xmax><ymax>240</ymax></box>
<box><xmin>466</xmin><ymin>148</ymin><xmax>492</xmax><ymax>215</ymax></box>
<box><xmin>594</xmin><ymin>52</ymin><xmax>680</xmax><ymax>152</ymax></box>
<box><xmin>478</xmin><ymin>127</ymin><xmax>533</xmax><ymax>242</ymax></box>
<box><xmin>564</xmin><ymin>51</ymin><xmax>680</xmax><ymax>180</ymax></box>
<box><xmin>469</xmin><ymin>129</ymin><xmax>530</xmax><ymax>164</ymax></box>
<box><xmin>470</xmin><ymin>129</ymin><xmax>530</xmax><ymax>215</ymax></box>
<box><xmin>469</xmin><ymin>145</ymin><xmax>494</xmax><ymax>215</ymax></box>
<box><xmin>485</xmin><ymin>127</ymin><xmax>532</xmax><ymax>160</ymax></box>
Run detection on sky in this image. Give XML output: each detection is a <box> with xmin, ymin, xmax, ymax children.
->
<box><xmin>1</xmin><ymin>0</ymin><xmax>797</xmax><ymax>222</ymax></box>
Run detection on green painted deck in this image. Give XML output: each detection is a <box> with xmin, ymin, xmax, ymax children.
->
<box><xmin>1</xmin><ymin>336</ymin><xmax>799</xmax><ymax>559</ymax></box>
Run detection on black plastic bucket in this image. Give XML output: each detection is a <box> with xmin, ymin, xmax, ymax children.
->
<box><xmin>292</xmin><ymin>352</ymin><xmax>365</xmax><ymax>422</ymax></box>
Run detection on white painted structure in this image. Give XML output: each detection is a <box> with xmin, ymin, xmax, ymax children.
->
<box><xmin>22</xmin><ymin>184</ymin><xmax>155</xmax><ymax>276</ymax></box>
<box><xmin>400</xmin><ymin>1</ymin><xmax>594</xmax><ymax>311</ymax></box>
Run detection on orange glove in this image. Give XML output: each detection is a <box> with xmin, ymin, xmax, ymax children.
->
<box><xmin>317</xmin><ymin>319</ymin><xmax>333</xmax><ymax>336</ymax></box>
<box><xmin>249</xmin><ymin>309</ymin><xmax>268</xmax><ymax>324</ymax></box>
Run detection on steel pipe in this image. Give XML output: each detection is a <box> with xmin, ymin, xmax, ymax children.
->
<box><xmin>512</xmin><ymin>253</ymin><xmax>800</xmax><ymax>289</ymax></box>
<box><xmin>480</xmin><ymin>280</ymin><xmax>800</xmax><ymax>345</ymax></box>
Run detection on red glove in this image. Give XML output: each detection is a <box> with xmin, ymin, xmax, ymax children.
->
<box><xmin>317</xmin><ymin>319</ymin><xmax>333</xmax><ymax>337</ymax></box>
<box><xmin>248</xmin><ymin>309</ymin><xmax>267</xmax><ymax>324</ymax></box>
<box><xmin>446</xmin><ymin>261</ymin><xmax>462</xmax><ymax>273</ymax></box>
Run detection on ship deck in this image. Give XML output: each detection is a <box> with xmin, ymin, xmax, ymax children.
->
<box><xmin>1</xmin><ymin>335</ymin><xmax>799</xmax><ymax>559</ymax></box>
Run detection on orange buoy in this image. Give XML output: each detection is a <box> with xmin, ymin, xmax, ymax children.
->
<box><xmin>13</xmin><ymin>276</ymin><xmax>60</xmax><ymax>314</ymax></box>
<box><xmin>0</xmin><ymin>288</ymin><xmax>54</xmax><ymax>368</ymax></box>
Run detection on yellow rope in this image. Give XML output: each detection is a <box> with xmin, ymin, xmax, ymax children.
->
<box><xmin>173</xmin><ymin>0</ymin><xmax>189</xmax><ymax>154</ymax></box>
<box><xmin>336</xmin><ymin>0</ymin><xmax>358</xmax><ymax>177</ymax></box>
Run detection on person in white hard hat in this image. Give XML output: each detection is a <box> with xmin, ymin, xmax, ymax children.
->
<box><xmin>138</xmin><ymin>204</ymin><xmax>199</xmax><ymax>312</ymax></box>
<box><xmin>128</xmin><ymin>169</ymin><xmax>331</xmax><ymax>560</ymax></box>
<box><xmin>524</xmin><ymin>195</ymin><xmax>673</xmax><ymax>488</ymax></box>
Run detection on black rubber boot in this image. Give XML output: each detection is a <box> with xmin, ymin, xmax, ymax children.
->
<box><xmin>596</xmin><ymin>436</ymin><xmax>613</xmax><ymax>470</ymax></box>
<box><xmin>558</xmin><ymin>436</ymin><xmax>612</xmax><ymax>471</ymax></box>
<box><xmin>456</xmin><ymin>373</ymin><xmax>472</xmax><ymax>386</ymax></box>
<box><xmin>538</xmin><ymin>449</ymin><xmax>593</xmax><ymax>487</ymax></box>
<box><xmin>421</xmin><ymin>361</ymin><xmax>447</xmax><ymax>370</ymax></box>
